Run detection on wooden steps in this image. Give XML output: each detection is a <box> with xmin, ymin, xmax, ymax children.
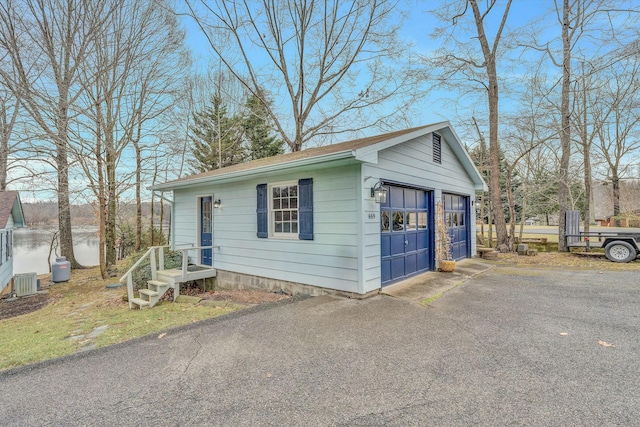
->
<box><xmin>147</xmin><ymin>280</ymin><xmax>168</xmax><ymax>288</ymax></box>
<box><xmin>129</xmin><ymin>297</ymin><xmax>151</xmax><ymax>309</ymax></box>
<box><xmin>121</xmin><ymin>246</ymin><xmax>217</xmax><ymax>310</ymax></box>
<box><xmin>129</xmin><ymin>280</ymin><xmax>170</xmax><ymax>309</ymax></box>
<box><xmin>138</xmin><ymin>289</ymin><xmax>159</xmax><ymax>297</ymax></box>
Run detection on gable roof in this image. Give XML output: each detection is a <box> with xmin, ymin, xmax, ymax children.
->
<box><xmin>152</xmin><ymin>122</ymin><xmax>487</xmax><ymax>191</ymax></box>
<box><xmin>0</xmin><ymin>191</ymin><xmax>26</xmax><ymax>229</ymax></box>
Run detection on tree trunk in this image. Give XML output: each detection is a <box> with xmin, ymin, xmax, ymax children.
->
<box><xmin>95</xmin><ymin>102</ymin><xmax>107</xmax><ymax>279</ymax></box>
<box><xmin>582</xmin><ymin>149</ymin><xmax>593</xmax><ymax>236</ymax></box>
<box><xmin>612</xmin><ymin>175</ymin><xmax>620</xmax><ymax>227</ymax></box>
<box><xmin>472</xmin><ymin>116</ymin><xmax>488</xmax><ymax>246</ymax></box>
<box><xmin>0</xmin><ymin>130</ymin><xmax>7</xmax><ymax>191</ymax></box>
<box><xmin>105</xmin><ymin>133</ymin><xmax>117</xmax><ymax>267</ymax></box>
<box><xmin>98</xmin><ymin>178</ymin><xmax>107</xmax><ymax>278</ymax></box>
<box><xmin>0</xmin><ymin>97</ymin><xmax>21</xmax><ymax>192</ymax></box>
<box><xmin>580</xmin><ymin>77</ymin><xmax>592</xmax><ymax>237</ymax></box>
<box><xmin>488</xmin><ymin>203</ymin><xmax>494</xmax><ymax>248</ymax></box>
<box><xmin>150</xmin><ymin>156</ymin><xmax>159</xmax><ymax>245</ymax></box>
<box><xmin>150</xmin><ymin>193</ymin><xmax>155</xmax><ymax>246</ymax></box>
<box><xmin>159</xmin><ymin>195</ymin><xmax>164</xmax><ymax>242</ymax></box>
<box><xmin>518</xmin><ymin>192</ymin><xmax>526</xmax><ymax>243</ymax></box>
<box><xmin>56</xmin><ymin>111</ymin><xmax>80</xmax><ymax>268</ymax></box>
<box><xmin>487</xmin><ymin>65</ymin><xmax>508</xmax><ymax>248</ymax></box>
<box><xmin>506</xmin><ymin>167</ymin><xmax>516</xmax><ymax>250</ymax></box>
<box><xmin>134</xmin><ymin>141</ymin><xmax>142</xmax><ymax>252</ymax></box>
<box><xmin>557</xmin><ymin>0</ymin><xmax>572</xmax><ymax>252</ymax></box>
<box><xmin>133</xmin><ymin>98</ymin><xmax>144</xmax><ymax>252</ymax></box>
<box><xmin>469</xmin><ymin>0</ymin><xmax>510</xmax><ymax>249</ymax></box>
<box><xmin>167</xmin><ymin>203</ymin><xmax>171</xmax><ymax>243</ymax></box>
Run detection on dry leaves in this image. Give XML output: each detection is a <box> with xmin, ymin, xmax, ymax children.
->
<box><xmin>158</xmin><ymin>332</ymin><xmax>167</xmax><ymax>339</ymax></box>
<box><xmin>494</xmin><ymin>251</ymin><xmax>640</xmax><ymax>271</ymax></box>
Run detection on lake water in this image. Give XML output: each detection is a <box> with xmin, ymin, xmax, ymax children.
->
<box><xmin>13</xmin><ymin>227</ymin><xmax>100</xmax><ymax>275</ymax></box>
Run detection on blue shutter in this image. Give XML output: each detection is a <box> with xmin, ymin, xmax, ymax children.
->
<box><xmin>298</xmin><ymin>178</ymin><xmax>313</xmax><ymax>240</ymax></box>
<box><xmin>256</xmin><ymin>184</ymin><xmax>268</xmax><ymax>238</ymax></box>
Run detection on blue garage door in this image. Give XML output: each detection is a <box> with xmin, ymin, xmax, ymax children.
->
<box><xmin>443</xmin><ymin>193</ymin><xmax>470</xmax><ymax>261</ymax></box>
<box><xmin>381</xmin><ymin>186</ymin><xmax>432</xmax><ymax>286</ymax></box>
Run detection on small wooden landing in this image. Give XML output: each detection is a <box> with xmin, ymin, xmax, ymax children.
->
<box><xmin>157</xmin><ymin>266</ymin><xmax>217</xmax><ymax>285</ymax></box>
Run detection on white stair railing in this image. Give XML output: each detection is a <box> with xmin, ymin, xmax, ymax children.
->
<box><xmin>119</xmin><ymin>246</ymin><xmax>169</xmax><ymax>309</ymax></box>
<box><xmin>119</xmin><ymin>245</ymin><xmax>218</xmax><ymax>309</ymax></box>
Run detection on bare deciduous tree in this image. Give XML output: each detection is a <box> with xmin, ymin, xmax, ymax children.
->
<box><xmin>594</xmin><ymin>57</ymin><xmax>640</xmax><ymax>225</ymax></box>
<box><xmin>428</xmin><ymin>0</ymin><xmax>513</xmax><ymax>249</ymax></box>
<box><xmin>186</xmin><ymin>0</ymin><xmax>417</xmax><ymax>151</ymax></box>
<box><xmin>0</xmin><ymin>0</ymin><xmax>113</xmax><ymax>268</ymax></box>
<box><xmin>503</xmin><ymin>73</ymin><xmax>557</xmax><ymax>246</ymax></box>
<box><xmin>573</xmin><ymin>61</ymin><xmax>607</xmax><ymax>234</ymax></box>
<box><xmin>523</xmin><ymin>0</ymin><xmax>636</xmax><ymax>248</ymax></box>
<box><xmin>73</xmin><ymin>0</ymin><xmax>188</xmax><ymax>272</ymax></box>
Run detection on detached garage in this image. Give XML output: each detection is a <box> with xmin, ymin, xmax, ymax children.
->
<box><xmin>152</xmin><ymin>121</ymin><xmax>486</xmax><ymax>297</ymax></box>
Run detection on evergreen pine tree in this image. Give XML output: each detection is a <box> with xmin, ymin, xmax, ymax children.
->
<box><xmin>189</xmin><ymin>95</ymin><xmax>246</xmax><ymax>173</ymax></box>
<box><xmin>243</xmin><ymin>95</ymin><xmax>285</xmax><ymax>160</ymax></box>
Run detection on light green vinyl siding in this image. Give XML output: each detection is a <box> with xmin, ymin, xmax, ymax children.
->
<box><xmin>173</xmin><ymin>163</ymin><xmax>361</xmax><ymax>293</ymax></box>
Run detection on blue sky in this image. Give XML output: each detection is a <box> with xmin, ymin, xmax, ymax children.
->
<box><xmin>13</xmin><ymin>0</ymin><xmax>636</xmax><ymax>202</ymax></box>
<box><xmin>180</xmin><ymin>0</ymin><xmax>552</xmax><ymax>134</ymax></box>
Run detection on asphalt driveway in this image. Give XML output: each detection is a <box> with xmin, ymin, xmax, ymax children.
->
<box><xmin>1</xmin><ymin>266</ymin><xmax>639</xmax><ymax>426</ymax></box>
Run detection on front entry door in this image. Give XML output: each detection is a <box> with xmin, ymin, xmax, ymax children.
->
<box><xmin>200</xmin><ymin>196</ymin><xmax>213</xmax><ymax>266</ymax></box>
<box><xmin>381</xmin><ymin>186</ymin><xmax>432</xmax><ymax>286</ymax></box>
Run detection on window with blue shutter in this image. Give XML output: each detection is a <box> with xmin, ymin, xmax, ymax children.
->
<box><xmin>257</xmin><ymin>178</ymin><xmax>313</xmax><ymax>240</ymax></box>
<box><xmin>256</xmin><ymin>183</ymin><xmax>268</xmax><ymax>238</ymax></box>
<box><xmin>298</xmin><ymin>178</ymin><xmax>313</xmax><ymax>240</ymax></box>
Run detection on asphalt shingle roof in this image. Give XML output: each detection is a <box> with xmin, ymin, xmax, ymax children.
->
<box><xmin>165</xmin><ymin>124</ymin><xmax>441</xmax><ymax>185</ymax></box>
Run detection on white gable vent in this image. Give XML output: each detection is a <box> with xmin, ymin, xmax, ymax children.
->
<box><xmin>14</xmin><ymin>272</ymin><xmax>38</xmax><ymax>297</ymax></box>
<box><xmin>433</xmin><ymin>133</ymin><xmax>442</xmax><ymax>164</ymax></box>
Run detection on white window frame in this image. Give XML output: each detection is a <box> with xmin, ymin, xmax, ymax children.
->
<box><xmin>269</xmin><ymin>180</ymin><xmax>299</xmax><ymax>239</ymax></box>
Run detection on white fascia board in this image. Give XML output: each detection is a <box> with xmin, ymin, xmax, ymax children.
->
<box><xmin>441</xmin><ymin>126</ymin><xmax>488</xmax><ymax>192</ymax></box>
<box><xmin>150</xmin><ymin>151</ymin><xmax>355</xmax><ymax>191</ymax></box>
<box><xmin>354</xmin><ymin>150</ymin><xmax>379</xmax><ymax>164</ymax></box>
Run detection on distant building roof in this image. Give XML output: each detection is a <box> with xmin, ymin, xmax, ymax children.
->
<box><xmin>0</xmin><ymin>191</ymin><xmax>26</xmax><ymax>229</ymax></box>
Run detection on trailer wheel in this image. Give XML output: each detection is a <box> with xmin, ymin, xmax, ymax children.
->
<box><xmin>604</xmin><ymin>241</ymin><xmax>637</xmax><ymax>263</ymax></box>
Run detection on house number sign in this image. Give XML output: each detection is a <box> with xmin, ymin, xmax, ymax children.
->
<box><xmin>368</xmin><ymin>213</ymin><xmax>376</xmax><ymax>219</ymax></box>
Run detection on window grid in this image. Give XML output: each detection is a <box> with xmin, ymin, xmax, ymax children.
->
<box><xmin>272</xmin><ymin>184</ymin><xmax>298</xmax><ymax>234</ymax></box>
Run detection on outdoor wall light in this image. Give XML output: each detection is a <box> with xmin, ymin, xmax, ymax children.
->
<box><xmin>371</xmin><ymin>182</ymin><xmax>388</xmax><ymax>204</ymax></box>
<box><xmin>213</xmin><ymin>199</ymin><xmax>221</xmax><ymax>208</ymax></box>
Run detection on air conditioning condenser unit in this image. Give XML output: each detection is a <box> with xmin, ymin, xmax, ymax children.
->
<box><xmin>14</xmin><ymin>272</ymin><xmax>38</xmax><ymax>297</ymax></box>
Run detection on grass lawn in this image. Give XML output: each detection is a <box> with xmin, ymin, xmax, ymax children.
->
<box><xmin>0</xmin><ymin>266</ymin><xmax>240</xmax><ymax>372</ymax></box>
